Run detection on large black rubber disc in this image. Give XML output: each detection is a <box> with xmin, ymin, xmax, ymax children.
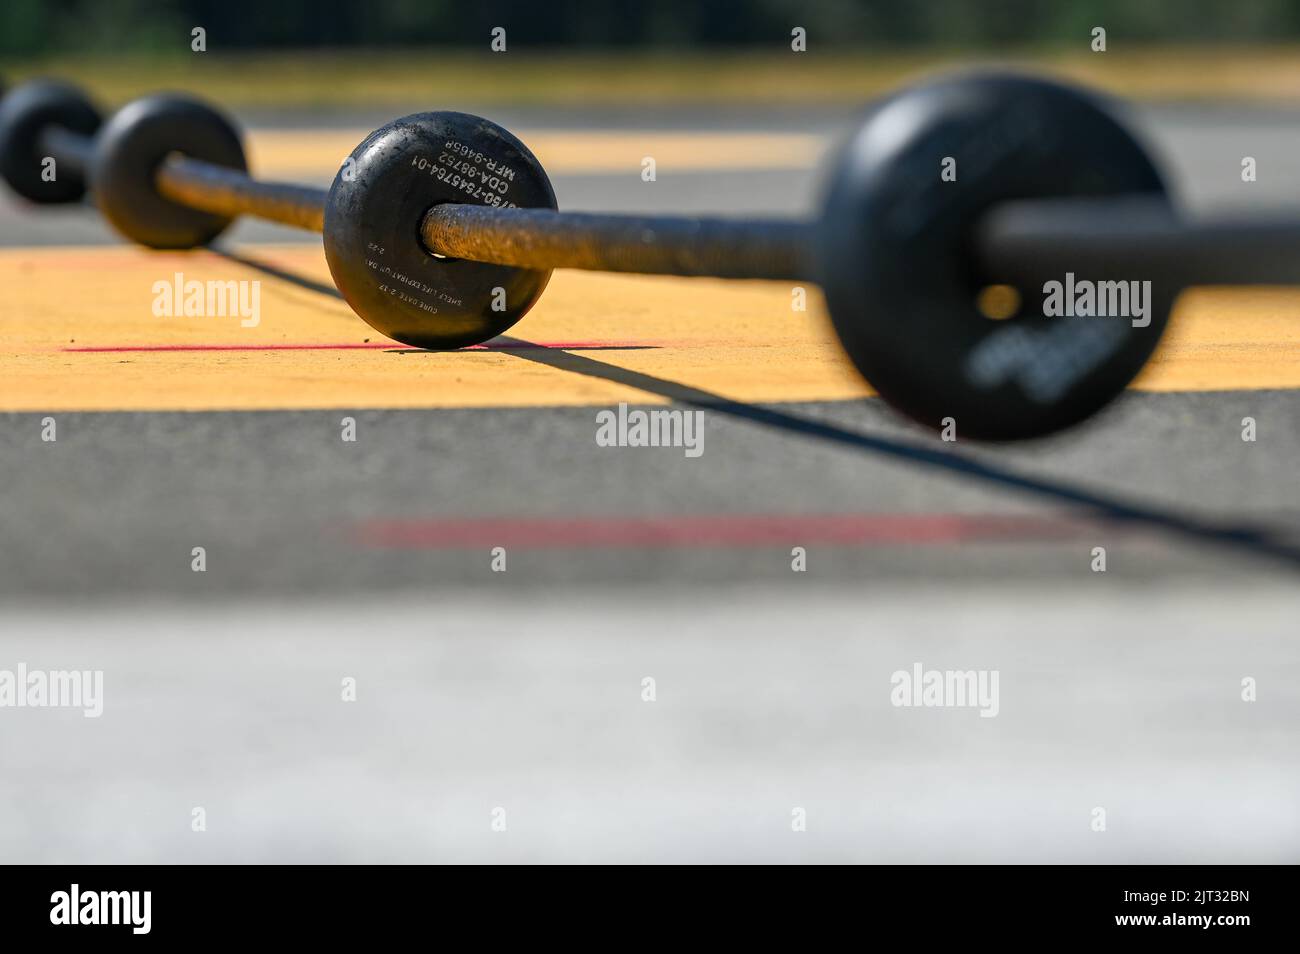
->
<box><xmin>0</xmin><ymin>79</ymin><xmax>102</xmax><ymax>203</ymax></box>
<box><xmin>92</xmin><ymin>94</ymin><xmax>247</xmax><ymax>249</ymax></box>
<box><xmin>818</xmin><ymin>72</ymin><xmax>1176</xmax><ymax>441</ymax></box>
<box><xmin>323</xmin><ymin>112</ymin><xmax>557</xmax><ymax>350</ymax></box>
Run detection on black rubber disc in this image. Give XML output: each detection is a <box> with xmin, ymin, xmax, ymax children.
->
<box><xmin>323</xmin><ymin>111</ymin><xmax>557</xmax><ymax>350</ymax></box>
<box><xmin>93</xmin><ymin>94</ymin><xmax>247</xmax><ymax>249</ymax></box>
<box><xmin>818</xmin><ymin>72</ymin><xmax>1176</xmax><ymax>441</ymax></box>
<box><xmin>0</xmin><ymin>79</ymin><xmax>102</xmax><ymax>203</ymax></box>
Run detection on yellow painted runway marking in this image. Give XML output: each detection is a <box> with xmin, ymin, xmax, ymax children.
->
<box><xmin>0</xmin><ymin>244</ymin><xmax>1295</xmax><ymax>412</ymax></box>
<box><xmin>248</xmin><ymin>129</ymin><xmax>827</xmax><ymax>181</ymax></box>
<box><xmin>1135</xmin><ymin>288</ymin><xmax>1300</xmax><ymax>391</ymax></box>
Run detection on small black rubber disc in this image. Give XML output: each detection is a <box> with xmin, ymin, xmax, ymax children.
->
<box><xmin>0</xmin><ymin>79</ymin><xmax>102</xmax><ymax>203</ymax></box>
<box><xmin>323</xmin><ymin>111</ymin><xmax>557</xmax><ymax>350</ymax></box>
<box><xmin>93</xmin><ymin>94</ymin><xmax>247</xmax><ymax>249</ymax></box>
<box><xmin>818</xmin><ymin>72</ymin><xmax>1175</xmax><ymax>441</ymax></box>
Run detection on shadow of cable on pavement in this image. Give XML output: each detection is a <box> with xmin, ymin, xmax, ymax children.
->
<box><xmin>214</xmin><ymin>247</ymin><xmax>343</xmax><ymax>301</ymax></box>
<box><xmin>216</xmin><ymin>247</ymin><xmax>1300</xmax><ymax>569</ymax></box>
<box><xmin>498</xmin><ymin>337</ymin><xmax>1300</xmax><ymax>569</ymax></box>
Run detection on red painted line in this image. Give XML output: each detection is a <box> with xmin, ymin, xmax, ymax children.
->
<box><xmin>62</xmin><ymin>340</ymin><xmax>637</xmax><ymax>353</ymax></box>
<box><xmin>351</xmin><ymin>512</ymin><xmax>1094</xmax><ymax>550</ymax></box>
<box><xmin>65</xmin><ymin>342</ymin><xmax>401</xmax><ymax>352</ymax></box>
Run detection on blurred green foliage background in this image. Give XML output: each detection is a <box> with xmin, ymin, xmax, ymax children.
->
<box><xmin>4</xmin><ymin>1</ymin><xmax>1297</xmax><ymax>107</ymax></box>
<box><xmin>5</xmin><ymin>0</ymin><xmax>1300</xmax><ymax>54</ymax></box>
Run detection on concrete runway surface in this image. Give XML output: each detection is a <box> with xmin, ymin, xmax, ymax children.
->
<box><xmin>0</xmin><ymin>100</ymin><xmax>1296</xmax><ymax>863</ymax></box>
<box><xmin>1</xmin><ymin>586</ymin><xmax>1296</xmax><ymax>864</ymax></box>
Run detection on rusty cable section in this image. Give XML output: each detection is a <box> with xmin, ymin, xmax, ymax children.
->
<box><xmin>421</xmin><ymin>203</ymin><xmax>815</xmax><ymax>280</ymax></box>
<box><xmin>155</xmin><ymin>155</ymin><xmax>328</xmax><ymax>232</ymax></box>
<box><xmin>83</xmin><ymin>138</ymin><xmax>816</xmax><ymax>280</ymax></box>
